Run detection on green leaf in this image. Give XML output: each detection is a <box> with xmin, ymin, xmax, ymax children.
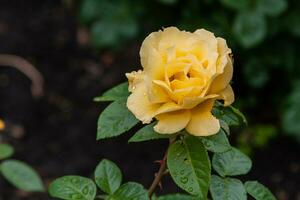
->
<box><xmin>212</xmin><ymin>148</ymin><xmax>252</xmax><ymax>177</ymax></box>
<box><xmin>108</xmin><ymin>182</ymin><xmax>148</xmax><ymax>200</ymax></box>
<box><xmin>94</xmin><ymin>159</ymin><xmax>122</xmax><ymax>194</ymax></box>
<box><xmin>128</xmin><ymin>122</ymin><xmax>171</xmax><ymax>143</ymax></box>
<box><xmin>201</xmin><ymin>129</ymin><xmax>231</xmax><ymax>153</ymax></box>
<box><xmin>97</xmin><ymin>101</ymin><xmax>139</xmax><ymax>140</ymax></box>
<box><xmin>94</xmin><ymin>82</ymin><xmax>129</xmax><ymax>102</ymax></box>
<box><xmin>256</xmin><ymin>0</ymin><xmax>287</xmax><ymax>17</ymax></box>
<box><xmin>286</xmin><ymin>11</ymin><xmax>300</xmax><ymax>37</ymax></box>
<box><xmin>213</xmin><ymin>104</ymin><xmax>247</xmax><ymax>126</ymax></box>
<box><xmin>220</xmin><ymin>120</ymin><xmax>230</xmax><ymax>135</ymax></box>
<box><xmin>0</xmin><ymin>159</ymin><xmax>44</xmax><ymax>192</ymax></box>
<box><xmin>243</xmin><ymin>57</ymin><xmax>269</xmax><ymax>89</ymax></box>
<box><xmin>233</xmin><ymin>11</ymin><xmax>266</xmax><ymax>48</ymax></box>
<box><xmin>0</xmin><ymin>143</ymin><xmax>14</xmax><ymax>160</ymax></box>
<box><xmin>49</xmin><ymin>176</ymin><xmax>97</xmax><ymax>200</ymax></box>
<box><xmin>158</xmin><ymin>0</ymin><xmax>178</xmax><ymax>5</ymax></box>
<box><xmin>210</xmin><ymin>175</ymin><xmax>247</xmax><ymax>200</ymax></box>
<box><xmin>219</xmin><ymin>0</ymin><xmax>250</xmax><ymax>11</ymax></box>
<box><xmin>245</xmin><ymin>181</ymin><xmax>276</xmax><ymax>200</ymax></box>
<box><xmin>282</xmin><ymin>82</ymin><xmax>300</xmax><ymax>142</ymax></box>
<box><xmin>157</xmin><ymin>193</ymin><xmax>198</xmax><ymax>200</ymax></box>
<box><xmin>167</xmin><ymin>135</ymin><xmax>211</xmax><ymax>197</ymax></box>
<box><xmin>79</xmin><ymin>0</ymin><xmax>103</xmax><ymax>24</ymax></box>
<box><xmin>90</xmin><ymin>18</ymin><xmax>138</xmax><ymax>49</ymax></box>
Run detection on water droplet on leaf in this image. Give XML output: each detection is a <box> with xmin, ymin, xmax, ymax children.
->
<box><xmin>71</xmin><ymin>178</ymin><xmax>78</xmax><ymax>184</ymax></box>
<box><xmin>71</xmin><ymin>194</ymin><xmax>82</xmax><ymax>200</ymax></box>
<box><xmin>82</xmin><ymin>186</ymin><xmax>89</xmax><ymax>194</ymax></box>
<box><xmin>180</xmin><ymin>176</ymin><xmax>188</xmax><ymax>184</ymax></box>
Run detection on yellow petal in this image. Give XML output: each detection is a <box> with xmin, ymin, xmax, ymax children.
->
<box><xmin>186</xmin><ymin>100</ymin><xmax>220</xmax><ymax>136</ymax></box>
<box><xmin>181</xmin><ymin>94</ymin><xmax>218</xmax><ymax>109</ymax></box>
<box><xmin>208</xmin><ymin>57</ymin><xmax>233</xmax><ymax>94</ymax></box>
<box><xmin>218</xmin><ymin>85</ymin><xmax>234</xmax><ymax>106</ymax></box>
<box><xmin>155</xmin><ymin>102</ymin><xmax>182</xmax><ymax>115</ymax></box>
<box><xmin>0</xmin><ymin>119</ymin><xmax>5</xmax><ymax>130</ymax></box>
<box><xmin>126</xmin><ymin>70</ymin><xmax>144</xmax><ymax>92</ymax></box>
<box><xmin>127</xmin><ymin>84</ymin><xmax>160</xmax><ymax>124</ymax></box>
<box><xmin>147</xmin><ymin>83</ymin><xmax>170</xmax><ymax>103</ymax></box>
<box><xmin>154</xmin><ymin>110</ymin><xmax>191</xmax><ymax>134</ymax></box>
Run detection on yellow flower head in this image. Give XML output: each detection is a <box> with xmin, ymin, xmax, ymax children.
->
<box><xmin>0</xmin><ymin>119</ymin><xmax>5</xmax><ymax>130</ymax></box>
<box><xmin>126</xmin><ymin>27</ymin><xmax>234</xmax><ymax>136</ymax></box>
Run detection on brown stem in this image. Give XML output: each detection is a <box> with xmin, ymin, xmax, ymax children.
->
<box><xmin>0</xmin><ymin>54</ymin><xmax>44</xmax><ymax>98</ymax></box>
<box><xmin>148</xmin><ymin>138</ymin><xmax>175</xmax><ymax>199</ymax></box>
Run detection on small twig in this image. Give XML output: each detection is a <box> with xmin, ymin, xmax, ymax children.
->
<box><xmin>148</xmin><ymin>138</ymin><xmax>176</xmax><ymax>199</ymax></box>
<box><xmin>0</xmin><ymin>54</ymin><xmax>44</xmax><ymax>98</ymax></box>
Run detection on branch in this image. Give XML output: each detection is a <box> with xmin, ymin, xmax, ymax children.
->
<box><xmin>0</xmin><ymin>54</ymin><xmax>44</xmax><ymax>98</ymax></box>
<box><xmin>148</xmin><ymin>138</ymin><xmax>175</xmax><ymax>199</ymax></box>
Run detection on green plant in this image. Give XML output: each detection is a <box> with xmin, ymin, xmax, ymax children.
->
<box><xmin>0</xmin><ymin>143</ymin><xmax>45</xmax><ymax>192</ymax></box>
<box><xmin>75</xmin><ymin>0</ymin><xmax>300</xmax><ymax>147</ymax></box>
<box><xmin>48</xmin><ymin>82</ymin><xmax>276</xmax><ymax>200</ymax></box>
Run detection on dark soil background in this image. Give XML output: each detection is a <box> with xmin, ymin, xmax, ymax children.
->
<box><xmin>0</xmin><ymin>1</ymin><xmax>299</xmax><ymax>200</ymax></box>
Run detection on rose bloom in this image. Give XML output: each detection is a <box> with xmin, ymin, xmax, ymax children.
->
<box><xmin>126</xmin><ymin>27</ymin><xmax>234</xmax><ymax>136</ymax></box>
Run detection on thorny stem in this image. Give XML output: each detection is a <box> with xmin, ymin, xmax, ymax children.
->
<box><xmin>148</xmin><ymin>138</ymin><xmax>176</xmax><ymax>199</ymax></box>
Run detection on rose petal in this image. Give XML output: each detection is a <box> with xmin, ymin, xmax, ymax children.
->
<box><xmin>208</xmin><ymin>57</ymin><xmax>233</xmax><ymax>94</ymax></box>
<box><xmin>127</xmin><ymin>84</ymin><xmax>160</xmax><ymax>124</ymax></box>
<box><xmin>186</xmin><ymin>100</ymin><xmax>220</xmax><ymax>136</ymax></box>
<box><xmin>218</xmin><ymin>85</ymin><xmax>234</xmax><ymax>106</ymax></box>
<box><xmin>154</xmin><ymin>110</ymin><xmax>191</xmax><ymax>134</ymax></box>
<box><xmin>126</xmin><ymin>70</ymin><xmax>144</xmax><ymax>92</ymax></box>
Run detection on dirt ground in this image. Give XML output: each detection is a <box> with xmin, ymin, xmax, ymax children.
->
<box><xmin>0</xmin><ymin>1</ymin><xmax>299</xmax><ymax>199</ymax></box>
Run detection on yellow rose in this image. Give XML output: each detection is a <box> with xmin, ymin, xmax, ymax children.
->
<box><xmin>126</xmin><ymin>27</ymin><xmax>234</xmax><ymax>136</ymax></box>
<box><xmin>0</xmin><ymin>119</ymin><xmax>5</xmax><ymax>130</ymax></box>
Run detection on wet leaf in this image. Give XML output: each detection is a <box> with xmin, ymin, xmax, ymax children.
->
<box><xmin>1</xmin><ymin>160</ymin><xmax>44</xmax><ymax>192</ymax></box>
<box><xmin>94</xmin><ymin>159</ymin><xmax>122</xmax><ymax>194</ymax></box>
<box><xmin>49</xmin><ymin>176</ymin><xmax>96</xmax><ymax>200</ymax></box>
<box><xmin>210</xmin><ymin>175</ymin><xmax>247</xmax><ymax>200</ymax></box>
<box><xmin>212</xmin><ymin>148</ymin><xmax>252</xmax><ymax>177</ymax></box>
<box><xmin>167</xmin><ymin>135</ymin><xmax>211</xmax><ymax>197</ymax></box>
<box><xmin>97</xmin><ymin>101</ymin><xmax>139</xmax><ymax>140</ymax></box>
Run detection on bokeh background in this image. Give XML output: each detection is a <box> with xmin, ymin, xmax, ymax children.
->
<box><xmin>0</xmin><ymin>0</ymin><xmax>299</xmax><ymax>199</ymax></box>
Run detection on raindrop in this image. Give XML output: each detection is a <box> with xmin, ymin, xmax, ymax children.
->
<box><xmin>188</xmin><ymin>187</ymin><xmax>193</xmax><ymax>193</ymax></box>
<box><xmin>180</xmin><ymin>177</ymin><xmax>188</xmax><ymax>184</ymax></box>
<box><xmin>180</xmin><ymin>170</ymin><xmax>185</xmax><ymax>175</ymax></box>
<box><xmin>71</xmin><ymin>178</ymin><xmax>78</xmax><ymax>184</ymax></box>
<box><xmin>82</xmin><ymin>186</ymin><xmax>89</xmax><ymax>194</ymax></box>
<box><xmin>71</xmin><ymin>194</ymin><xmax>82</xmax><ymax>200</ymax></box>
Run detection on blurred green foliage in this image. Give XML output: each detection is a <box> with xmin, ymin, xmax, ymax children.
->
<box><xmin>77</xmin><ymin>0</ymin><xmax>300</xmax><ymax>144</ymax></box>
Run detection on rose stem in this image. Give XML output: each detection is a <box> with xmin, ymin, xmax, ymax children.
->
<box><xmin>148</xmin><ymin>138</ymin><xmax>175</xmax><ymax>199</ymax></box>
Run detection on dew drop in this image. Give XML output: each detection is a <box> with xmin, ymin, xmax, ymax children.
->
<box><xmin>71</xmin><ymin>178</ymin><xmax>78</xmax><ymax>184</ymax></box>
<box><xmin>132</xmin><ymin>86</ymin><xmax>136</xmax><ymax>90</ymax></box>
<box><xmin>188</xmin><ymin>187</ymin><xmax>193</xmax><ymax>193</ymax></box>
<box><xmin>180</xmin><ymin>177</ymin><xmax>188</xmax><ymax>184</ymax></box>
<box><xmin>71</xmin><ymin>194</ymin><xmax>82</xmax><ymax>200</ymax></box>
<box><xmin>180</xmin><ymin>170</ymin><xmax>185</xmax><ymax>175</ymax></box>
<box><xmin>82</xmin><ymin>186</ymin><xmax>89</xmax><ymax>194</ymax></box>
